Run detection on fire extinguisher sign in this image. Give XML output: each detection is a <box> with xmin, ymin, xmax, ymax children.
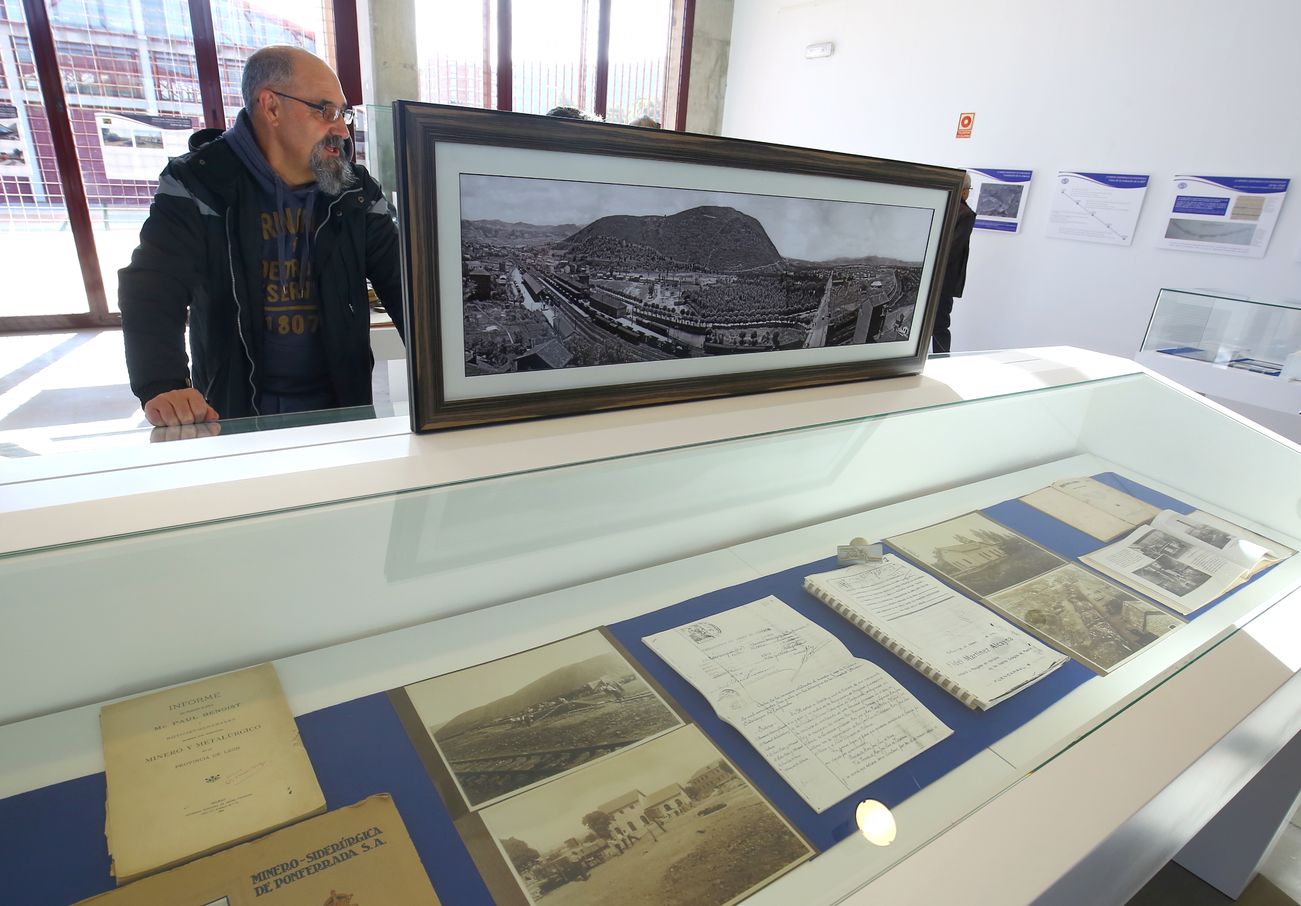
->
<box><xmin>956</xmin><ymin>112</ymin><xmax>975</xmax><ymax>139</ymax></box>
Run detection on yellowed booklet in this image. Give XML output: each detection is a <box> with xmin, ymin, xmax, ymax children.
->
<box><xmin>101</xmin><ymin>663</ymin><xmax>325</xmax><ymax>884</ymax></box>
<box><xmin>77</xmin><ymin>795</ymin><xmax>440</xmax><ymax>904</ymax></box>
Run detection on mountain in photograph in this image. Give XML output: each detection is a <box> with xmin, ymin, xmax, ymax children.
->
<box><xmin>435</xmin><ymin>654</ymin><xmax>627</xmax><ymax>737</ymax></box>
<box><xmin>461</xmin><ymin>219</ymin><xmax>583</xmax><ymax>246</ymax></box>
<box><xmin>562</xmin><ymin>205</ymin><xmax>784</xmax><ymax>273</ymax></box>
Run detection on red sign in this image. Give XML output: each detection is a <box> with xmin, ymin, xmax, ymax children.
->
<box><xmin>956</xmin><ymin>112</ymin><xmax>975</xmax><ymax>139</ymax></box>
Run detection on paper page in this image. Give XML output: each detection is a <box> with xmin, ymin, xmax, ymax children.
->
<box><xmin>1156</xmin><ymin>509</ymin><xmax>1294</xmax><ymax>566</ymax></box>
<box><xmin>76</xmin><ymin>796</ymin><xmax>439</xmax><ymax>904</ymax></box>
<box><xmin>1160</xmin><ymin>176</ymin><xmax>1289</xmax><ymax>258</ymax></box>
<box><xmin>100</xmin><ymin>663</ymin><xmax>325</xmax><ymax>884</ymax></box>
<box><xmin>1045</xmin><ymin>172</ymin><xmax>1149</xmax><ymax>246</ymax></box>
<box><xmin>807</xmin><ymin>556</ymin><xmax>1067</xmax><ymax>708</ymax></box>
<box><xmin>1021</xmin><ymin>486</ymin><xmax>1139</xmax><ymax>541</ymax></box>
<box><xmin>1082</xmin><ymin>524</ymin><xmax>1250</xmax><ymax>614</ymax></box>
<box><xmin>643</xmin><ymin>596</ymin><xmax>951</xmax><ymax>813</ymax></box>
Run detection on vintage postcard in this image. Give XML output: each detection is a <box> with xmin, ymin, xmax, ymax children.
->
<box><xmin>985</xmin><ymin>564</ymin><xmax>1183</xmax><ymax>672</ymax></box>
<box><xmin>477</xmin><ymin>724</ymin><xmax>813</xmax><ymax>906</ymax></box>
<box><xmin>888</xmin><ymin>511</ymin><xmax>1064</xmax><ymax>597</ymax></box>
<box><xmin>401</xmin><ymin>630</ymin><xmax>684</xmax><ymax>811</ymax></box>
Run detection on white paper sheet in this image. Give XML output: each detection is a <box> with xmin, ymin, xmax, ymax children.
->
<box><xmin>643</xmin><ymin>596</ymin><xmax>951</xmax><ymax>813</ymax></box>
<box><xmin>1045</xmin><ymin>171</ymin><xmax>1149</xmax><ymax>246</ymax></box>
<box><xmin>806</xmin><ymin>556</ymin><xmax>1067</xmax><ymax>709</ymax></box>
<box><xmin>1160</xmin><ymin>175</ymin><xmax>1289</xmax><ymax>258</ymax></box>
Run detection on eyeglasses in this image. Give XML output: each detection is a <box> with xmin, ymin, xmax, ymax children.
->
<box><xmin>271</xmin><ymin>90</ymin><xmax>355</xmax><ymax>126</ymax></box>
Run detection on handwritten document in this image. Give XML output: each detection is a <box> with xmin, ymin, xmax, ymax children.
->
<box><xmin>806</xmin><ymin>556</ymin><xmax>1067</xmax><ymax>709</ymax></box>
<box><xmin>643</xmin><ymin>596</ymin><xmax>951</xmax><ymax>813</ymax></box>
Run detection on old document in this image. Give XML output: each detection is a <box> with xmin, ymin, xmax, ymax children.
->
<box><xmin>1082</xmin><ymin>511</ymin><xmax>1288</xmax><ymax>614</ymax></box>
<box><xmin>1021</xmin><ymin>477</ymin><xmax>1160</xmax><ymax>541</ymax></box>
<box><xmin>101</xmin><ymin>663</ymin><xmax>325</xmax><ymax>884</ymax></box>
<box><xmin>643</xmin><ymin>596</ymin><xmax>951</xmax><ymax>813</ymax></box>
<box><xmin>806</xmin><ymin>556</ymin><xmax>1067</xmax><ymax>709</ymax></box>
<box><xmin>77</xmin><ymin>795</ymin><xmax>439</xmax><ymax>904</ymax></box>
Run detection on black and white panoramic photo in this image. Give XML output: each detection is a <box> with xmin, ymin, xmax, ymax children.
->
<box><xmin>458</xmin><ymin>174</ymin><xmax>934</xmax><ymax>376</ymax></box>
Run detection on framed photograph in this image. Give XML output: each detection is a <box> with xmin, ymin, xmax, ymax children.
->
<box><xmin>395</xmin><ymin>102</ymin><xmax>967</xmax><ymax>431</ymax></box>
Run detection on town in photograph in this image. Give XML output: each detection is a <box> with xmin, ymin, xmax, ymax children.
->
<box><xmin>480</xmin><ymin>726</ymin><xmax>813</xmax><ymax>906</ymax></box>
<box><xmin>888</xmin><ymin>512</ymin><xmax>1065</xmax><ymax>597</ymax></box>
<box><xmin>404</xmin><ymin>631</ymin><xmax>683</xmax><ymax>809</ymax></box>
<box><xmin>457</xmin><ymin>174</ymin><xmax>934</xmax><ymax>376</ymax></box>
<box><xmin>988</xmin><ymin>564</ymin><xmax>1182</xmax><ymax>672</ymax></box>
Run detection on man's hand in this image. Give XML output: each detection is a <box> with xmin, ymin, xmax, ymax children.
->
<box><xmin>143</xmin><ymin>388</ymin><xmax>219</xmax><ymax>427</ymax></box>
<box><xmin>150</xmin><ymin>421</ymin><xmax>223</xmax><ymax>443</ymax></box>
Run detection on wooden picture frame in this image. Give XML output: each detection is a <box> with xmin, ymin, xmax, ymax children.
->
<box><xmin>394</xmin><ymin>101</ymin><xmax>965</xmax><ymax>432</ymax></box>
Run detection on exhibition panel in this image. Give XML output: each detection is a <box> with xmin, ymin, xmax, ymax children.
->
<box><xmin>2</xmin><ymin>350</ymin><xmax>1300</xmax><ymax>904</ymax></box>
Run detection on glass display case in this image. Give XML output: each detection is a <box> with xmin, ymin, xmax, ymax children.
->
<box><xmin>1138</xmin><ymin>288</ymin><xmax>1301</xmax><ymax>441</ymax></box>
<box><xmin>2</xmin><ymin>349</ymin><xmax>1300</xmax><ymax>905</ymax></box>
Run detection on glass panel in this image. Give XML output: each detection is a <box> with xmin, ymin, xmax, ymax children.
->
<box><xmin>511</xmin><ymin>0</ymin><xmax>598</xmax><ymax>117</ymax></box>
<box><xmin>1141</xmin><ymin>288</ymin><xmax>1301</xmax><ymax>366</ymax></box>
<box><xmin>6</xmin><ymin>366</ymin><xmax>1301</xmax><ymax>899</ymax></box>
<box><xmin>415</xmin><ymin>0</ymin><xmax>497</xmax><ymax>108</ymax></box>
<box><xmin>0</xmin><ymin>21</ymin><xmax>84</xmax><ymax>317</ymax></box>
<box><xmin>211</xmin><ymin>0</ymin><xmax>334</xmax><ymax>127</ymax></box>
<box><xmin>605</xmin><ymin>0</ymin><xmax>672</xmax><ymax>126</ymax></box>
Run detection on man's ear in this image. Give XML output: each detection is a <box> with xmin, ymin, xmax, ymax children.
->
<box><xmin>257</xmin><ymin>88</ymin><xmax>282</xmax><ymax>127</ymax></box>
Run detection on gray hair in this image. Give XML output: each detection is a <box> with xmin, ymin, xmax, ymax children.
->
<box><xmin>242</xmin><ymin>46</ymin><xmax>298</xmax><ymax>110</ymax></box>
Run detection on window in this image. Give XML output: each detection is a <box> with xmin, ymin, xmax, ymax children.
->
<box><xmin>0</xmin><ymin>0</ymin><xmax>356</xmax><ymax>326</ymax></box>
<box><xmin>56</xmin><ymin>42</ymin><xmax>144</xmax><ymax>99</ymax></box>
<box><xmin>139</xmin><ymin>0</ymin><xmax>192</xmax><ymax>42</ymax></box>
<box><xmin>48</xmin><ymin>0</ymin><xmax>135</xmax><ymax>33</ymax></box>
<box><xmin>416</xmin><ymin>0</ymin><xmax>689</xmax><ymax>128</ymax></box>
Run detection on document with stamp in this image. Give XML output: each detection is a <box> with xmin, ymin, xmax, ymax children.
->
<box><xmin>100</xmin><ymin>663</ymin><xmax>325</xmax><ymax>884</ymax></box>
<box><xmin>643</xmin><ymin>596</ymin><xmax>952</xmax><ymax>812</ymax></box>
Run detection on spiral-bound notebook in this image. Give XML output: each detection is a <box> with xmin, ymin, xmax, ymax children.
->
<box><xmin>803</xmin><ymin>556</ymin><xmax>1067</xmax><ymax>710</ymax></box>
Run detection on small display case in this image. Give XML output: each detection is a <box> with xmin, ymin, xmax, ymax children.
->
<box><xmin>1137</xmin><ymin>288</ymin><xmax>1301</xmax><ymax>440</ymax></box>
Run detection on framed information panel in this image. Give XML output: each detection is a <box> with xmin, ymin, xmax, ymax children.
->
<box><xmin>393</xmin><ymin>102</ymin><xmax>965</xmax><ymax>431</ymax></box>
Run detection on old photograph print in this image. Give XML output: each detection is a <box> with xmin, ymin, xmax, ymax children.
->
<box><xmin>976</xmin><ymin>183</ymin><xmax>1024</xmax><ymax>218</ymax></box>
<box><xmin>404</xmin><ymin>631</ymin><xmax>683</xmax><ymax>810</ymax></box>
<box><xmin>987</xmin><ymin>565</ymin><xmax>1182</xmax><ymax>672</ymax></box>
<box><xmin>888</xmin><ymin>512</ymin><xmax>1064</xmax><ymax>597</ymax></box>
<box><xmin>480</xmin><ymin>725</ymin><xmax>813</xmax><ymax>906</ymax></box>
<box><xmin>459</xmin><ymin>174</ymin><xmax>934</xmax><ymax>377</ymax></box>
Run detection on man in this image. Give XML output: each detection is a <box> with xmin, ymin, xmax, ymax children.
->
<box><xmin>932</xmin><ymin>173</ymin><xmax>976</xmax><ymax>354</ymax></box>
<box><xmin>120</xmin><ymin>45</ymin><xmax>403</xmax><ymax>427</ymax></box>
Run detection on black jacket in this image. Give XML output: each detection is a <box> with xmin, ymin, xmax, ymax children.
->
<box><xmin>119</xmin><ymin>129</ymin><xmax>404</xmax><ymax>418</ymax></box>
<box><xmin>941</xmin><ymin>201</ymin><xmax>976</xmax><ymax>299</ymax></box>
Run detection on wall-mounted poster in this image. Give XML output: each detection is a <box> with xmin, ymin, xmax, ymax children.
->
<box><xmin>0</xmin><ymin>104</ymin><xmax>32</xmax><ymax>178</ymax></box>
<box><xmin>96</xmin><ymin>111</ymin><xmax>195</xmax><ymax>180</ymax></box>
<box><xmin>394</xmin><ymin>102</ymin><xmax>966</xmax><ymax>431</ymax></box>
<box><xmin>1160</xmin><ymin>176</ymin><xmax>1289</xmax><ymax>258</ymax></box>
<box><xmin>968</xmin><ymin>168</ymin><xmax>1032</xmax><ymax>233</ymax></box>
<box><xmin>1045</xmin><ymin>171</ymin><xmax>1149</xmax><ymax>246</ymax></box>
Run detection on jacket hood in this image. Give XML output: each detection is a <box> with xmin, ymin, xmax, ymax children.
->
<box><xmin>189</xmin><ymin>127</ymin><xmax>224</xmax><ymax>153</ymax></box>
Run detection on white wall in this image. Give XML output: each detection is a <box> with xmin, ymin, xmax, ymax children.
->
<box><xmin>721</xmin><ymin>0</ymin><xmax>1301</xmax><ymax>356</ymax></box>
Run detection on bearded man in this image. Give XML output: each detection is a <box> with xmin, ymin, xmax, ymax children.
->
<box><xmin>120</xmin><ymin>45</ymin><xmax>404</xmax><ymax>426</ymax></box>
